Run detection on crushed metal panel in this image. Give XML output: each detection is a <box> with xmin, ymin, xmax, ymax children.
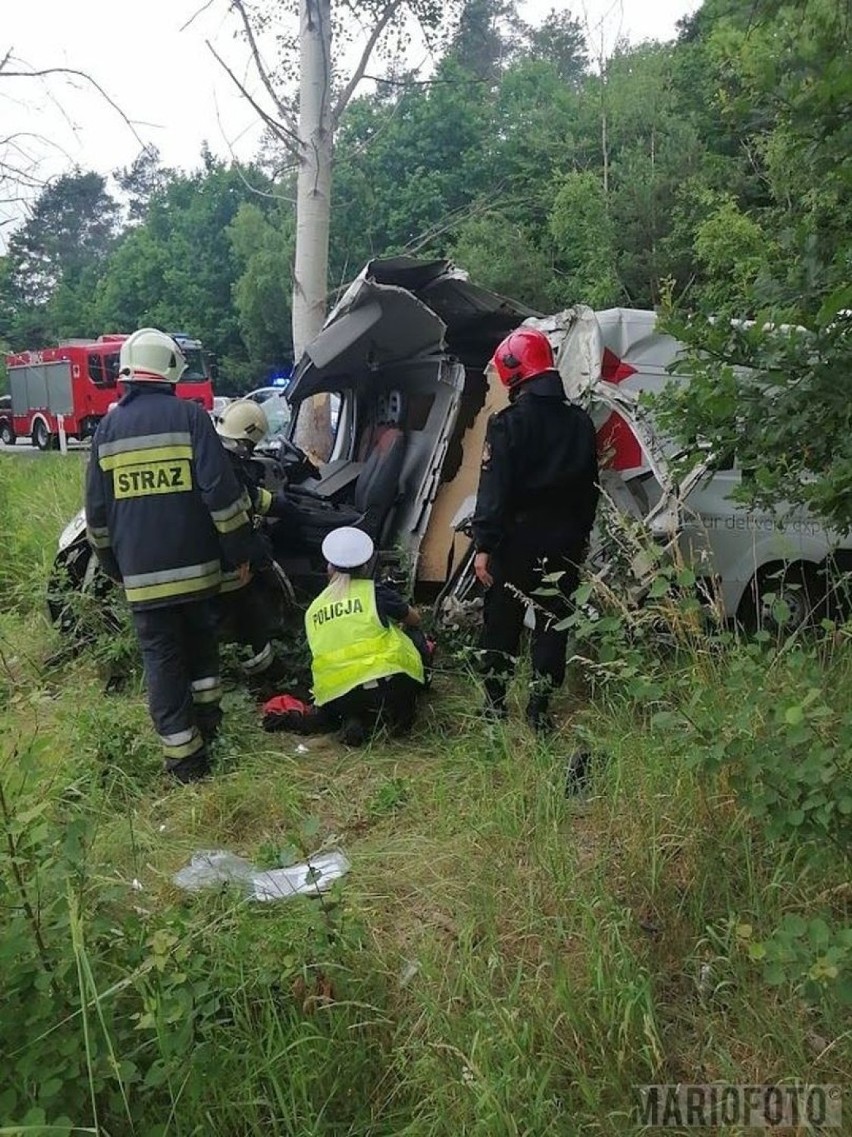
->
<box><xmin>526</xmin><ymin>305</ymin><xmax>603</xmax><ymax>400</ymax></box>
<box><xmin>289</xmin><ymin>278</ymin><xmax>446</xmax><ymax>402</ymax></box>
<box><xmin>397</xmin><ymin>359</ymin><xmax>467</xmax><ymax>569</ymax></box>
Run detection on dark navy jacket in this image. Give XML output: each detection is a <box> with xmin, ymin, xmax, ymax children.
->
<box><xmin>85</xmin><ymin>385</ymin><xmax>253</xmax><ymax>609</ymax></box>
<box><xmin>472</xmin><ymin>371</ymin><xmax>600</xmax><ymax>555</ymax></box>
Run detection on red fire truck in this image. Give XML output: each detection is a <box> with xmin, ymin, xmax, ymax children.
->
<box><xmin>1</xmin><ymin>332</ymin><xmax>215</xmax><ymax>449</ymax></box>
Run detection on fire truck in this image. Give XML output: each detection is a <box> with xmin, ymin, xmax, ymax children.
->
<box><xmin>1</xmin><ymin>332</ymin><xmax>215</xmax><ymax>450</ymax></box>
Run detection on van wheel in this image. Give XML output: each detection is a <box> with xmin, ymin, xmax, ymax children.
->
<box><xmin>738</xmin><ymin>563</ymin><xmax>823</xmax><ymax>636</ymax></box>
<box><xmin>33</xmin><ymin>419</ymin><xmax>54</xmax><ymax>451</ymax></box>
<box><xmin>0</xmin><ymin>420</ymin><xmax>14</xmax><ymax>445</ymax></box>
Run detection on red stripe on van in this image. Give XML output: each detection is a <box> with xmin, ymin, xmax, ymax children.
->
<box><xmin>601</xmin><ymin>347</ymin><xmax>637</xmax><ymax>385</ymax></box>
<box><xmin>597</xmin><ymin>410</ymin><xmax>644</xmax><ymax>471</ymax></box>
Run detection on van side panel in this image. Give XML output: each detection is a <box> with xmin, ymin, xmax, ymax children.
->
<box><xmin>418</xmin><ymin>368</ymin><xmax>508</xmax><ymax>582</ymax></box>
<box><xmin>679</xmin><ymin>471</ymin><xmax>841</xmax><ymax>616</ymax></box>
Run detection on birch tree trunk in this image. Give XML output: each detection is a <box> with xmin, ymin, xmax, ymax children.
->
<box><xmin>293</xmin><ymin>0</ymin><xmax>333</xmax><ymax>359</ymax></box>
<box><xmin>292</xmin><ymin>0</ymin><xmax>334</xmax><ymax>453</ymax></box>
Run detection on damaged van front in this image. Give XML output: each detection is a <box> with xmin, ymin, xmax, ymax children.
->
<box><xmin>283</xmin><ymin>256</ymin><xmax>539</xmax><ymax>587</ymax></box>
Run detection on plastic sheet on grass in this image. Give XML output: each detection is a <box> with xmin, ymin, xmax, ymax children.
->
<box><xmin>173</xmin><ymin>848</ymin><xmax>350</xmax><ymax>902</ymax></box>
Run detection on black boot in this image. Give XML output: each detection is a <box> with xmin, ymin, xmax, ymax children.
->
<box><xmin>165</xmin><ymin>748</ymin><xmax>212</xmax><ymax>784</ymax></box>
<box><xmin>195</xmin><ymin>705</ymin><xmax>223</xmax><ymax>745</ymax></box>
<box><xmin>340</xmin><ymin>716</ymin><xmax>367</xmax><ymax>746</ymax></box>
<box><xmin>525</xmin><ymin>695</ymin><xmax>555</xmax><ymax>734</ymax></box>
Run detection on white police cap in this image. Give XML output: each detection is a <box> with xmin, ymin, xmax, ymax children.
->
<box><xmin>321</xmin><ymin>526</ymin><xmax>375</xmax><ymax>569</ymax></box>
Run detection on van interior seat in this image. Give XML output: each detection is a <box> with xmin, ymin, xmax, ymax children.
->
<box><xmin>287</xmin><ymin>392</ymin><xmax>408</xmax><ymax>546</ymax></box>
<box><xmin>351</xmin><ymin>424</ymin><xmax>406</xmax><ymax>540</ymax></box>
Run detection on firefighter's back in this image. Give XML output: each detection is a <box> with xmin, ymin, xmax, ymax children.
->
<box><xmin>91</xmin><ymin>386</ymin><xmax>226</xmax><ymax>608</ymax></box>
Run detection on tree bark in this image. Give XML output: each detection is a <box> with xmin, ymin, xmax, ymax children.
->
<box><xmin>293</xmin><ymin>0</ymin><xmax>333</xmax><ymax>452</ymax></box>
<box><xmin>293</xmin><ymin>0</ymin><xmax>333</xmax><ymax>360</ymax></box>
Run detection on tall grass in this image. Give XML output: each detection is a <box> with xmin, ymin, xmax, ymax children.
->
<box><xmin>0</xmin><ymin>454</ymin><xmax>849</xmax><ymax>1135</ymax></box>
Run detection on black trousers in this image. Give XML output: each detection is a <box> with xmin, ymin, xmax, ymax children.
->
<box><xmin>218</xmin><ymin>579</ymin><xmax>275</xmax><ymax>674</ymax></box>
<box><xmin>480</xmin><ymin>541</ymin><xmax>584</xmax><ymax>704</ymax></box>
<box><xmin>323</xmin><ymin>674</ymin><xmax>423</xmax><ymax>735</ymax></box>
<box><xmin>132</xmin><ymin>599</ymin><xmax>222</xmax><ymax>764</ymax></box>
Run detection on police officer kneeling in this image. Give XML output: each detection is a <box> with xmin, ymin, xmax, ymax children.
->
<box><xmin>305</xmin><ymin>527</ymin><xmax>428</xmax><ymax>746</ymax></box>
<box><xmin>472</xmin><ymin>327</ymin><xmax>599</xmax><ymax>731</ymax></box>
<box><xmin>85</xmin><ymin>329</ymin><xmax>253</xmax><ymax>782</ymax></box>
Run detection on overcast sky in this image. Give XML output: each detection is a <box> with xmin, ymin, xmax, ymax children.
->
<box><xmin>2</xmin><ymin>0</ymin><xmax>700</xmax><ymax>240</ymax></box>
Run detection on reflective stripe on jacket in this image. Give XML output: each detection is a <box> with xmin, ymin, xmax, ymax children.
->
<box><xmin>85</xmin><ymin>385</ymin><xmax>253</xmax><ymax>609</ymax></box>
<box><xmin>218</xmin><ymin>455</ymin><xmax>276</xmax><ymax>594</ymax></box>
<box><xmin>305</xmin><ymin>578</ymin><xmax>424</xmax><ymax>706</ymax></box>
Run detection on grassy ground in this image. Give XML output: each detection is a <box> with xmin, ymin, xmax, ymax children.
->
<box><xmin>1</xmin><ymin>453</ymin><xmax>850</xmax><ymax>1136</ymax></box>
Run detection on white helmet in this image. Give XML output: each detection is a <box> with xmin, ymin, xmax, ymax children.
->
<box><xmin>119</xmin><ymin>328</ymin><xmax>187</xmax><ymax>385</ymax></box>
<box><xmin>322</xmin><ymin>527</ymin><xmax>375</xmax><ymax>570</ymax></box>
<box><xmin>216</xmin><ymin>400</ymin><xmax>269</xmax><ymax>451</ymax></box>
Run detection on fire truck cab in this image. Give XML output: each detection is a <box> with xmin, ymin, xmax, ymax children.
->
<box><xmin>3</xmin><ymin>332</ymin><xmax>214</xmax><ymax>450</ymax></box>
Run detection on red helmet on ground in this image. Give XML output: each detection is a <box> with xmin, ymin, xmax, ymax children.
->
<box><xmin>489</xmin><ymin>327</ymin><xmax>555</xmax><ymax>389</ymax></box>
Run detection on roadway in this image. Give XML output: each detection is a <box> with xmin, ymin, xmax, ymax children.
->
<box><xmin>0</xmin><ymin>440</ymin><xmax>90</xmax><ymax>456</ymax></box>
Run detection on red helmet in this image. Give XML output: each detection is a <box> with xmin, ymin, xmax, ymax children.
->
<box><xmin>489</xmin><ymin>327</ymin><xmax>555</xmax><ymax>388</ymax></box>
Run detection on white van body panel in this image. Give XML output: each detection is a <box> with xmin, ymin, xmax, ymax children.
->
<box><xmin>540</xmin><ymin>306</ymin><xmax>851</xmax><ymax>619</ymax></box>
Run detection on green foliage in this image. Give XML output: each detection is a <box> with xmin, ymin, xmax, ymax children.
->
<box><xmin>523</xmin><ymin>8</ymin><xmax>587</xmax><ymax>84</ymax></box>
<box><xmin>92</xmin><ymin>162</ymin><xmax>272</xmax><ymax>384</ymax></box>
<box><xmin>556</xmin><ymin>538</ymin><xmax>852</xmax><ymax>1008</ymax></box>
<box><xmin>448</xmin><ymin>210</ymin><xmax>553</xmax><ymax>310</ymax></box>
<box><xmin>6</xmin><ymin>171</ymin><xmax>119</xmax><ymax>308</ymax></box>
<box><xmin>658</xmin><ymin>306</ymin><xmax>852</xmax><ymax>534</ymax></box>
<box><xmin>229</xmin><ymin>202</ymin><xmax>295</xmax><ymax>384</ymax></box>
<box><xmin>548</xmin><ymin>171</ymin><xmax>620</xmax><ymax>307</ymax></box>
<box><xmin>657</xmin><ymin>1</ymin><xmax>852</xmax><ymax>533</ymax></box>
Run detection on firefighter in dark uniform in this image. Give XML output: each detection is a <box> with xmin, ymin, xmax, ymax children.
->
<box><xmin>215</xmin><ymin>398</ymin><xmax>302</xmax><ymax>680</ymax></box>
<box><xmin>85</xmin><ymin>328</ymin><xmax>254</xmax><ymax>782</ymax></box>
<box><xmin>472</xmin><ymin>326</ymin><xmax>599</xmax><ymax>730</ymax></box>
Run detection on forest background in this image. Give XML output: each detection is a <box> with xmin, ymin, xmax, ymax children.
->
<box><xmin>3</xmin><ymin>0</ymin><xmax>846</xmax><ymax>392</ymax></box>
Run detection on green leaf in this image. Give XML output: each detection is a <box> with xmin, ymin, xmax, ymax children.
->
<box><xmin>573</xmin><ymin>582</ymin><xmax>593</xmax><ymax>606</ymax></box>
<box><xmin>782</xmin><ymin>914</ymin><xmax>807</xmax><ymax>938</ymax></box>
<box><xmin>835</xmin><ymin>977</ymin><xmax>852</xmax><ymax>1006</ymax></box>
<box><xmin>764</xmin><ymin>962</ymin><xmax>786</xmax><ymax>986</ymax></box>
<box><xmin>785</xmin><ymin>705</ymin><xmax>804</xmax><ymax>726</ymax></box>
<box><xmin>300</xmin><ymin>817</ymin><xmax>321</xmax><ymax>841</ymax></box>
<box><xmin>648</xmin><ymin>575</ymin><xmax>670</xmax><ymax>599</ymax></box>
<box><xmin>817</xmin><ymin>284</ymin><xmax>852</xmax><ymax>327</ymax></box>
<box><xmin>808</xmin><ymin>918</ymin><xmax>831</xmax><ymax>949</ymax></box>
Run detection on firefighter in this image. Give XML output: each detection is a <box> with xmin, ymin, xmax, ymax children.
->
<box><xmin>304</xmin><ymin>527</ymin><xmax>428</xmax><ymax>745</ymax></box>
<box><xmin>85</xmin><ymin>328</ymin><xmax>254</xmax><ymax>783</ymax></box>
<box><xmin>215</xmin><ymin>399</ymin><xmax>301</xmax><ymax>681</ymax></box>
<box><xmin>472</xmin><ymin>326</ymin><xmax>599</xmax><ymax>731</ymax></box>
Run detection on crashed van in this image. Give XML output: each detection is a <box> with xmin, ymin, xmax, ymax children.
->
<box><xmin>284</xmin><ymin>257</ymin><xmax>851</xmax><ymax>627</ymax></box>
<box><xmin>544</xmin><ymin>305</ymin><xmax>852</xmax><ymax>627</ymax></box>
<box><xmin>51</xmin><ymin>256</ymin><xmax>851</xmax><ymax>633</ymax></box>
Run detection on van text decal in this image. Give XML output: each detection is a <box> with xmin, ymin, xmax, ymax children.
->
<box><xmin>703</xmin><ymin>515</ymin><xmax>824</xmax><ymax>537</ymax></box>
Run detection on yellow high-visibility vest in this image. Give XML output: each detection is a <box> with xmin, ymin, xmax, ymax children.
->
<box><xmin>305</xmin><ymin>578</ymin><xmax>425</xmax><ymax>706</ymax></box>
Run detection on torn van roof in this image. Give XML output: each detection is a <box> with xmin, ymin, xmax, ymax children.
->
<box><xmin>289</xmin><ymin>257</ymin><xmax>541</xmax><ymax>401</ymax></box>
